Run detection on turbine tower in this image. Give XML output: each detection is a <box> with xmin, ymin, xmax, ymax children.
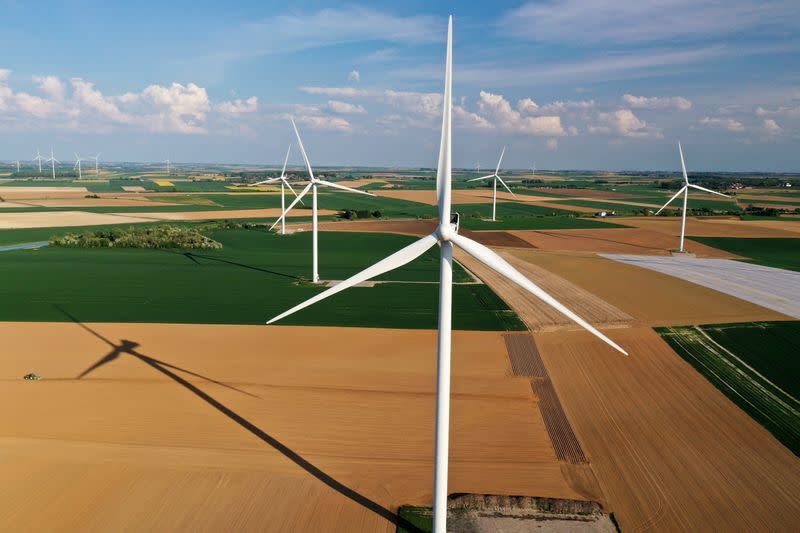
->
<box><xmin>74</xmin><ymin>153</ymin><xmax>83</xmax><ymax>180</ymax></box>
<box><xmin>46</xmin><ymin>147</ymin><xmax>59</xmax><ymax>179</ymax></box>
<box><xmin>12</xmin><ymin>160</ymin><xmax>20</xmax><ymax>172</ymax></box>
<box><xmin>34</xmin><ymin>148</ymin><xmax>44</xmax><ymax>173</ymax></box>
<box><xmin>91</xmin><ymin>153</ymin><xmax>100</xmax><ymax>175</ymax></box>
<box><xmin>655</xmin><ymin>142</ymin><xmax>731</xmax><ymax>252</ymax></box>
<box><xmin>467</xmin><ymin>147</ymin><xmax>515</xmax><ymax>221</ymax></box>
<box><xmin>250</xmin><ymin>145</ymin><xmax>302</xmax><ymax>235</ymax></box>
<box><xmin>266</xmin><ymin>17</ymin><xmax>627</xmax><ymax>533</ymax></box>
<box><xmin>532</xmin><ymin>161</ymin><xmax>536</xmax><ymax>180</ymax></box>
<box><xmin>165</xmin><ymin>159</ymin><xmax>171</xmax><ymax>175</ymax></box>
<box><xmin>270</xmin><ymin>118</ymin><xmax>375</xmax><ymax>283</ymax></box>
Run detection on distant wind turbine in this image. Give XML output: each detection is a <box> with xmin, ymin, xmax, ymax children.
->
<box><xmin>91</xmin><ymin>153</ymin><xmax>100</xmax><ymax>174</ymax></box>
<box><xmin>164</xmin><ymin>159</ymin><xmax>171</xmax><ymax>175</ymax></box>
<box><xmin>12</xmin><ymin>160</ymin><xmax>20</xmax><ymax>172</ymax></box>
<box><xmin>250</xmin><ymin>145</ymin><xmax>303</xmax><ymax>235</ymax></box>
<box><xmin>270</xmin><ymin>118</ymin><xmax>375</xmax><ymax>282</ymax></box>
<box><xmin>266</xmin><ymin>17</ymin><xmax>628</xmax><ymax>533</ymax></box>
<box><xmin>34</xmin><ymin>148</ymin><xmax>44</xmax><ymax>173</ymax></box>
<box><xmin>655</xmin><ymin>142</ymin><xmax>731</xmax><ymax>252</ymax></box>
<box><xmin>74</xmin><ymin>153</ymin><xmax>83</xmax><ymax>180</ymax></box>
<box><xmin>532</xmin><ymin>161</ymin><xmax>536</xmax><ymax>180</ymax></box>
<box><xmin>46</xmin><ymin>147</ymin><xmax>59</xmax><ymax>179</ymax></box>
<box><xmin>467</xmin><ymin>146</ymin><xmax>515</xmax><ymax>221</ymax></box>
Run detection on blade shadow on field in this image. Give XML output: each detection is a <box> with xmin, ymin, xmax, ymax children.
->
<box><xmin>57</xmin><ymin>305</ymin><xmax>422</xmax><ymax>532</ymax></box>
<box><xmin>159</xmin><ymin>249</ymin><xmax>300</xmax><ymax>280</ymax></box>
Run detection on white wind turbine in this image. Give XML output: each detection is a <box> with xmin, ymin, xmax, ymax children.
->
<box><xmin>531</xmin><ymin>161</ymin><xmax>536</xmax><ymax>180</ymax></box>
<box><xmin>266</xmin><ymin>17</ymin><xmax>627</xmax><ymax>533</ymax></box>
<box><xmin>74</xmin><ymin>153</ymin><xmax>83</xmax><ymax>179</ymax></box>
<box><xmin>164</xmin><ymin>159</ymin><xmax>171</xmax><ymax>175</ymax></box>
<box><xmin>250</xmin><ymin>145</ymin><xmax>303</xmax><ymax>235</ymax></box>
<box><xmin>270</xmin><ymin>118</ymin><xmax>375</xmax><ymax>283</ymax></box>
<box><xmin>12</xmin><ymin>160</ymin><xmax>20</xmax><ymax>172</ymax></box>
<box><xmin>655</xmin><ymin>142</ymin><xmax>731</xmax><ymax>252</ymax></box>
<box><xmin>91</xmin><ymin>153</ymin><xmax>100</xmax><ymax>175</ymax></box>
<box><xmin>34</xmin><ymin>147</ymin><xmax>44</xmax><ymax>173</ymax></box>
<box><xmin>46</xmin><ymin>147</ymin><xmax>59</xmax><ymax>179</ymax></box>
<box><xmin>467</xmin><ymin>146</ymin><xmax>515</xmax><ymax>221</ymax></box>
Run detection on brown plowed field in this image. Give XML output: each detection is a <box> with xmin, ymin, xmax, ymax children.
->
<box><xmin>615</xmin><ymin>216</ymin><xmax>800</xmax><ymax>237</ymax></box>
<box><xmin>507</xmin><ymin>228</ymin><xmax>740</xmax><ymax>257</ymax></box>
<box><xmin>454</xmin><ymin>249</ymin><xmax>633</xmax><ymax>330</ymax></box>
<box><xmin>0</xmin><ymin>323</ymin><xmax>584</xmax><ymax>531</ymax></box>
<box><xmin>534</xmin><ymin>327</ymin><xmax>800</xmax><ymax>532</ymax></box>
<box><xmin>504</xmin><ymin>249</ymin><xmax>790</xmax><ymax>326</ymax></box>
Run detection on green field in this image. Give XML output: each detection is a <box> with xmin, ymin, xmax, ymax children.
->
<box><xmin>656</xmin><ymin>322</ymin><xmax>800</xmax><ymax>456</ymax></box>
<box><xmin>690</xmin><ymin>237</ymin><xmax>800</xmax><ymax>271</ymax></box>
<box><xmin>0</xmin><ymin>229</ymin><xmax>524</xmax><ymax>331</ymax></box>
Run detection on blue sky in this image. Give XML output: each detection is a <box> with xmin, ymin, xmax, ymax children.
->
<box><xmin>1</xmin><ymin>0</ymin><xmax>799</xmax><ymax>170</ymax></box>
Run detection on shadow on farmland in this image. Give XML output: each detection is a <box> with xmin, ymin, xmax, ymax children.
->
<box><xmin>59</xmin><ymin>305</ymin><xmax>422</xmax><ymax>532</ymax></box>
<box><xmin>161</xmin><ymin>249</ymin><xmax>301</xmax><ymax>280</ymax></box>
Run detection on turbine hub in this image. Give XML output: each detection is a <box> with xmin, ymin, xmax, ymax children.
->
<box><xmin>437</xmin><ymin>222</ymin><xmax>456</xmax><ymax>242</ymax></box>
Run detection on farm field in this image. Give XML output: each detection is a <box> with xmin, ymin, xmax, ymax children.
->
<box><xmin>618</xmin><ymin>216</ymin><xmax>800</xmax><ymax>238</ymax></box>
<box><xmin>533</xmin><ymin>327</ymin><xmax>800</xmax><ymax>532</ymax></box>
<box><xmin>690</xmin><ymin>236</ymin><xmax>800</xmax><ymax>271</ymax></box>
<box><xmin>0</xmin><ymin>323</ymin><xmax>582</xmax><ymax>532</ymax></box>
<box><xmin>0</xmin><ymin>229</ymin><xmax>524</xmax><ymax>331</ymax></box>
<box><xmin>603</xmin><ymin>255</ymin><xmax>800</xmax><ymax>319</ymax></box>
<box><xmin>656</xmin><ymin>321</ymin><xmax>800</xmax><ymax>455</ymax></box>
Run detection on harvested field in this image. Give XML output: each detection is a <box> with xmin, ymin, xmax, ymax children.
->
<box><xmin>11</xmin><ymin>197</ymin><xmax>175</xmax><ymax>208</ymax></box>
<box><xmin>0</xmin><ymin>186</ymin><xmax>90</xmax><ymax>200</ymax></box>
<box><xmin>737</xmin><ymin>194</ymin><xmax>800</xmax><ymax>203</ymax></box>
<box><xmin>604</xmin><ymin>255</ymin><xmax>800</xmax><ymax>319</ymax></box>
<box><xmin>506</xmin><ymin>249</ymin><xmax>789</xmax><ymax>326</ymax></box>
<box><xmin>531</xmin><ymin>380</ymin><xmax>588</xmax><ymax>465</ymax></box>
<box><xmin>375</xmin><ymin>189</ymin><xmax>560</xmax><ymax>206</ymax></box>
<box><xmin>528</xmin><ymin>188</ymin><xmax>644</xmax><ymax>199</ymax></box>
<box><xmin>455</xmin><ymin>249</ymin><xmax>633</xmax><ymax>331</ymax></box>
<box><xmin>618</xmin><ymin>216</ymin><xmax>800</xmax><ymax>238</ymax></box>
<box><xmin>503</xmin><ymin>333</ymin><xmax>547</xmax><ymax>378</ymax></box>
<box><xmin>534</xmin><ymin>327</ymin><xmax>800</xmax><ymax>532</ymax></box>
<box><xmin>122</xmin><ymin>186</ymin><xmax>147</xmax><ymax>192</ymax></box>
<box><xmin>508</xmin><ymin>228</ymin><xmax>738</xmax><ymax>257</ymax></box>
<box><xmin>0</xmin><ymin>208</ymin><xmax>328</xmax><ymax>229</ymax></box>
<box><xmin>0</xmin><ymin>322</ymin><xmax>585</xmax><ymax>531</ymax></box>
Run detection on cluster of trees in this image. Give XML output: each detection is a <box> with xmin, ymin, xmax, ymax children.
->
<box><xmin>744</xmin><ymin>205</ymin><xmax>800</xmax><ymax>217</ymax></box>
<box><xmin>7</xmin><ymin>171</ymin><xmax>79</xmax><ymax>178</ymax></box>
<box><xmin>51</xmin><ymin>225</ymin><xmax>222</xmax><ymax>250</ymax></box>
<box><xmin>338</xmin><ymin>209</ymin><xmax>382</xmax><ymax>220</ymax></box>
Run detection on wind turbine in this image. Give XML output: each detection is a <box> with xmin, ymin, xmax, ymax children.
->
<box><xmin>265</xmin><ymin>17</ymin><xmax>627</xmax><ymax>533</ymax></box>
<box><xmin>34</xmin><ymin>148</ymin><xmax>44</xmax><ymax>173</ymax></box>
<box><xmin>91</xmin><ymin>154</ymin><xmax>100</xmax><ymax>175</ymax></box>
<box><xmin>467</xmin><ymin>147</ymin><xmax>515</xmax><ymax>221</ymax></box>
<box><xmin>74</xmin><ymin>153</ymin><xmax>83</xmax><ymax>180</ymax></box>
<box><xmin>250</xmin><ymin>146</ymin><xmax>303</xmax><ymax>235</ymax></box>
<box><xmin>655</xmin><ymin>142</ymin><xmax>731</xmax><ymax>253</ymax></box>
<box><xmin>46</xmin><ymin>147</ymin><xmax>59</xmax><ymax>179</ymax></box>
<box><xmin>12</xmin><ymin>160</ymin><xmax>20</xmax><ymax>172</ymax></box>
<box><xmin>532</xmin><ymin>161</ymin><xmax>536</xmax><ymax>180</ymax></box>
<box><xmin>164</xmin><ymin>159</ymin><xmax>171</xmax><ymax>175</ymax></box>
<box><xmin>270</xmin><ymin>118</ymin><xmax>375</xmax><ymax>283</ymax></box>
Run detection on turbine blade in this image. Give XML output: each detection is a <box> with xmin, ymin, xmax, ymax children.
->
<box><xmin>270</xmin><ymin>182</ymin><xmax>312</xmax><ymax>230</ymax></box>
<box><xmin>467</xmin><ymin>174</ymin><xmax>495</xmax><ymax>182</ymax></box>
<box><xmin>282</xmin><ymin>178</ymin><xmax>305</xmax><ymax>205</ymax></box>
<box><xmin>450</xmin><ymin>233</ymin><xmax>628</xmax><ymax>356</ymax></box>
<box><xmin>316</xmin><ymin>179</ymin><xmax>375</xmax><ymax>196</ymax></box>
<box><xmin>496</xmin><ymin>175</ymin><xmax>515</xmax><ymax>196</ymax></box>
<box><xmin>494</xmin><ymin>146</ymin><xmax>505</xmax><ymax>177</ymax></box>
<box><xmin>280</xmin><ymin>145</ymin><xmax>291</xmax><ymax>179</ymax></box>
<box><xmin>687</xmin><ymin>183</ymin><xmax>731</xmax><ymax>198</ymax></box>
<box><xmin>267</xmin><ymin>233</ymin><xmax>439</xmax><ymax>324</ymax></box>
<box><xmin>435</xmin><ymin>16</ymin><xmax>453</xmax><ymax>223</ymax></box>
<box><xmin>678</xmin><ymin>141</ymin><xmax>688</xmax><ymax>184</ymax></box>
<box><xmin>252</xmin><ymin>177</ymin><xmax>282</xmax><ymax>186</ymax></box>
<box><xmin>654</xmin><ymin>186</ymin><xmax>687</xmax><ymax>215</ymax></box>
<box><xmin>291</xmin><ymin>118</ymin><xmax>314</xmax><ymax>181</ymax></box>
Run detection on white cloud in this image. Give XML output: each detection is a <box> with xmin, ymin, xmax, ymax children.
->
<box><xmin>478</xmin><ymin>91</ymin><xmax>565</xmax><ymax>136</ymax></box>
<box><xmin>596</xmin><ymin>109</ymin><xmax>662</xmax><ymax>138</ymax></box>
<box><xmin>300</xmin><ymin>86</ymin><xmax>370</xmax><ymax>98</ymax></box>
<box><xmin>327</xmin><ymin>100</ymin><xmax>367</xmax><ymax>114</ymax></box>
<box><xmin>517</xmin><ymin>98</ymin><xmax>539</xmax><ymax>113</ymax></box>
<box><xmin>500</xmin><ymin>0</ymin><xmax>800</xmax><ymax>44</ymax></box>
<box><xmin>141</xmin><ymin>82</ymin><xmax>211</xmax><ymax>133</ymax></box>
<box><xmin>756</xmin><ymin>104</ymin><xmax>800</xmax><ymax>118</ymax></box>
<box><xmin>622</xmin><ymin>94</ymin><xmax>692</xmax><ymax>110</ymax></box>
<box><xmin>216</xmin><ymin>96</ymin><xmax>258</xmax><ymax>115</ymax></box>
<box><xmin>347</xmin><ymin>69</ymin><xmax>360</xmax><ymax>83</ymax></box>
<box><xmin>71</xmin><ymin>78</ymin><xmax>132</xmax><ymax>123</ymax></box>
<box><xmin>763</xmin><ymin>118</ymin><xmax>782</xmax><ymax>135</ymax></box>
<box><xmin>0</xmin><ymin>69</ymin><xmax>10</xmax><ymax>81</ymax></box>
<box><xmin>700</xmin><ymin>116</ymin><xmax>746</xmax><ymax>132</ymax></box>
<box><xmin>546</xmin><ymin>138</ymin><xmax>559</xmax><ymax>150</ymax></box>
<box><xmin>34</xmin><ymin>76</ymin><xmax>66</xmax><ymax>101</ymax></box>
<box><xmin>294</xmin><ymin>114</ymin><xmax>352</xmax><ymax>132</ymax></box>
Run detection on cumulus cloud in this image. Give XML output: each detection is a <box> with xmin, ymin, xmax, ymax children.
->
<box><xmin>517</xmin><ymin>98</ymin><xmax>539</xmax><ymax>113</ymax></box>
<box><xmin>763</xmin><ymin>118</ymin><xmax>782</xmax><ymax>135</ymax></box>
<box><xmin>216</xmin><ymin>96</ymin><xmax>258</xmax><ymax>115</ymax></box>
<box><xmin>347</xmin><ymin>69</ymin><xmax>361</xmax><ymax>83</ymax></box>
<box><xmin>478</xmin><ymin>91</ymin><xmax>565</xmax><ymax>135</ymax></box>
<box><xmin>595</xmin><ymin>108</ymin><xmax>662</xmax><ymax>138</ymax></box>
<box><xmin>700</xmin><ymin>116</ymin><xmax>746</xmax><ymax>132</ymax></box>
<box><xmin>546</xmin><ymin>138</ymin><xmax>559</xmax><ymax>150</ymax></box>
<box><xmin>0</xmin><ymin>71</ymin><xmax>256</xmax><ymax>135</ymax></box>
<box><xmin>622</xmin><ymin>94</ymin><xmax>692</xmax><ymax>110</ymax></box>
<box><xmin>327</xmin><ymin>100</ymin><xmax>367</xmax><ymax>114</ymax></box>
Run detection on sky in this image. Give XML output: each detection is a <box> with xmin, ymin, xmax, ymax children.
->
<box><xmin>1</xmin><ymin>0</ymin><xmax>799</xmax><ymax>171</ymax></box>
